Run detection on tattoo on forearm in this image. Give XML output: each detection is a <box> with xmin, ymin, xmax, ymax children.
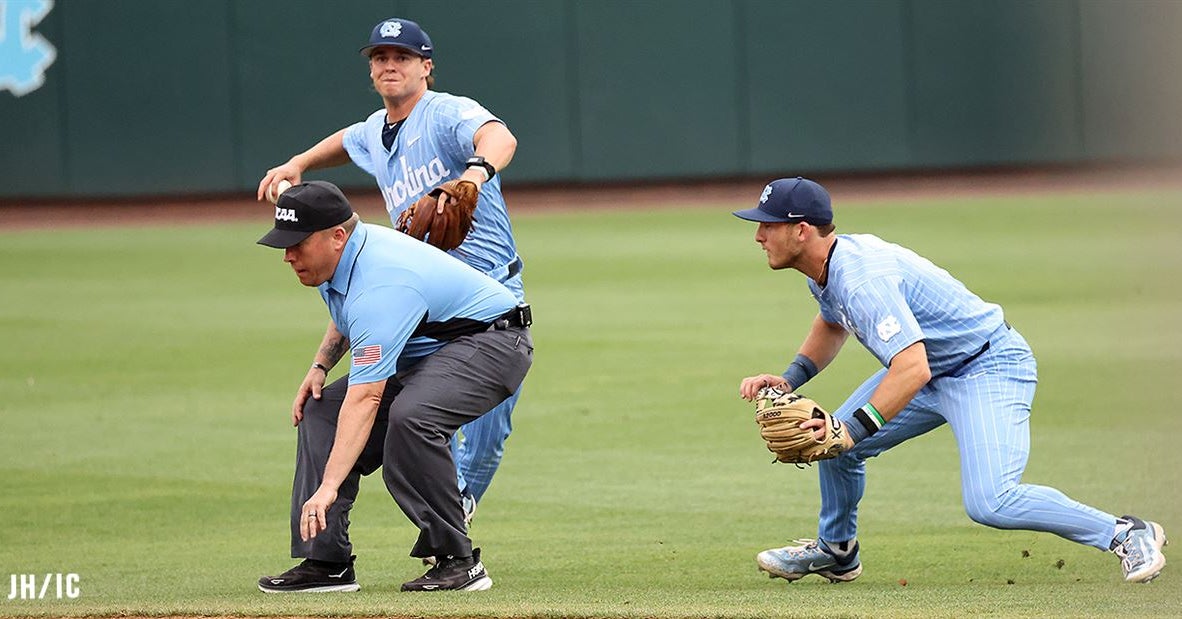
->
<box><xmin>320</xmin><ymin>335</ymin><xmax>349</xmax><ymax>366</ymax></box>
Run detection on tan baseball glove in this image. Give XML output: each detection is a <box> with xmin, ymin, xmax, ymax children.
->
<box><xmin>754</xmin><ymin>386</ymin><xmax>853</xmax><ymax>465</ymax></box>
<box><xmin>395</xmin><ymin>180</ymin><xmax>478</xmax><ymax>251</ymax></box>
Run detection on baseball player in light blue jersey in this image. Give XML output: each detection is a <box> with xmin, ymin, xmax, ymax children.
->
<box><xmin>255</xmin><ymin>181</ymin><xmax>532</xmax><ymax>593</ymax></box>
<box><xmin>735</xmin><ymin>177</ymin><xmax>1167</xmax><ymax>584</ymax></box>
<box><xmin>258</xmin><ymin>17</ymin><xmax>525</xmax><ymax>523</ymax></box>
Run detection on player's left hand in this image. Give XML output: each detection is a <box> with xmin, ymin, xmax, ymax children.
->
<box><xmin>300</xmin><ymin>486</ymin><xmax>338</xmax><ymax>541</ymax></box>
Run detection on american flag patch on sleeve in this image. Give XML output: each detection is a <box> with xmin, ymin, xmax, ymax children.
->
<box><xmin>353</xmin><ymin>344</ymin><xmax>382</xmax><ymax>366</ymax></box>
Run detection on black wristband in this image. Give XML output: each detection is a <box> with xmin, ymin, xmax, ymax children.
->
<box><xmin>311</xmin><ymin>362</ymin><xmax>329</xmax><ymax>374</ymax></box>
<box><xmin>852</xmin><ymin>404</ymin><xmax>885</xmax><ymax>438</ymax></box>
<box><xmin>465</xmin><ymin>156</ymin><xmax>496</xmax><ymax>181</ymax></box>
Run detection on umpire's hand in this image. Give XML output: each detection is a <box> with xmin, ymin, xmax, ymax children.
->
<box><xmin>291</xmin><ymin>367</ymin><xmax>326</xmax><ymax>426</ymax></box>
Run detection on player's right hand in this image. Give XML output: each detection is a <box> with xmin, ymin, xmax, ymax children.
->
<box><xmin>739</xmin><ymin>373</ymin><xmax>789</xmax><ymax>401</ymax></box>
<box><xmin>291</xmin><ymin>368</ymin><xmax>325</xmax><ymax>427</ymax></box>
<box><xmin>258</xmin><ymin>163</ymin><xmax>303</xmax><ymax>202</ymax></box>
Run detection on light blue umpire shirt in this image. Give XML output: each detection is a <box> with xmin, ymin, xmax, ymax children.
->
<box><xmin>319</xmin><ymin>222</ymin><xmax>518</xmax><ymax>384</ymax></box>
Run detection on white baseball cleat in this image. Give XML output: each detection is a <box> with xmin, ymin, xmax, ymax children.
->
<box><xmin>756</xmin><ymin>538</ymin><xmax>862</xmax><ymax>583</ymax></box>
<box><xmin>1115</xmin><ymin>516</ymin><xmax>1167</xmax><ymax>583</ymax></box>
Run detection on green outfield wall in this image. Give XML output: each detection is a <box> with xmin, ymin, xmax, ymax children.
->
<box><xmin>2</xmin><ymin>0</ymin><xmax>1179</xmax><ymax>198</ymax></box>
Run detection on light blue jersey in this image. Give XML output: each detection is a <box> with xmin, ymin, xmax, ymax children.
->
<box><xmin>342</xmin><ymin>91</ymin><xmax>523</xmax><ymax>300</ymax></box>
<box><xmin>807</xmin><ymin>234</ymin><xmax>1119</xmax><ymax>552</ymax></box>
<box><xmin>808</xmin><ymin>234</ymin><xmax>1007</xmax><ymax>375</ymax></box>
<box><xmin>318</xmin><ymin>223</ymin><xmax>517</xmax><ymax>384</ymax></box>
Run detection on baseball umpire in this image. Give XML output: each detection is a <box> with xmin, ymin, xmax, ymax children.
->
<box><xmin>735</xmin><ymin>177</ymin><xmax>1167</xmax><ymax>584</ymax></box>
<box><xmin>257</xmin><ymin>17</ymin><xmax>526</xmax><ymax>525</ymax></box>
<box><xmin>255</xmin><ymin>181</ymin><xmax>532</xmax><ymax>592</ymax></box>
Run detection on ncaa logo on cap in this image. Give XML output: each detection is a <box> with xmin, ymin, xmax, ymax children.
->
<box><xmin>275</xmin><ymin>206</ymin><xmax>298</xmax><ymax>222</ymax></box>
<box><xmin>379</xmin><ymin>20</ymin><xmax>402</xmax><ymax>38</ymax></box>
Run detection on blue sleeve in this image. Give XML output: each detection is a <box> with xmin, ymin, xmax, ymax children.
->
<box><xmin>342</xmin><ymin>121</ymin><xmax>376</xmax><ymax>177</ymax></box>
<box><xmin>844</xmin><ymin>276</ymin><xmax>924</xmax><ymax>365</ymax></box>
<box><xmin>344</xmin><ymin>285</ymin><xmax>427</xmax><ymax>385</ymax></box>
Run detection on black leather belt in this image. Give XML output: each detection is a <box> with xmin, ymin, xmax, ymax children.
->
<box><xmin>413</xmin><ymin>303</ymin><xmax>533</xmax><ymax>341</ymax></box>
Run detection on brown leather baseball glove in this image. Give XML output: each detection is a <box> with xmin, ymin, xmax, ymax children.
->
<box><xmin>395</xmin><ymin>180</ymin><xmax>478</xmax><ymax>251</ymax></box>
<box><xmin>754</xmin><ymin>387</ymin><xmax>853</xmax><ymax>465</ymax></box>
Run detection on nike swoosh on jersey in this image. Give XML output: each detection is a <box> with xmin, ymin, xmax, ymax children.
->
<box><xmin>407</xmin><ymin>135</ymin><xmax>421</xmax><ymax>146</ymax></box>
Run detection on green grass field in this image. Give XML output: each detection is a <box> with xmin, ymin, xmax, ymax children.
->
<box><xmin>2</xmin><ymin>189</ymin><xmax>1180</xmax><ymax>618</ymax></box>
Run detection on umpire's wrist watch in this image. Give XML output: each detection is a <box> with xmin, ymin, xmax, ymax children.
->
<box><xmin>465</xmin><ymin>156</ymin><xmax>496</xmax><ymax>182</ymax></box>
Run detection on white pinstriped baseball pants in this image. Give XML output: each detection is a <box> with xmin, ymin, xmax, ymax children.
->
<box><xmin>818</xmin><ymin>327</ymin><xmax>1118</xmax><ymax>550</ymax></box>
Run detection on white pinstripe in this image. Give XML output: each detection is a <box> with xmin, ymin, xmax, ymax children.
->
<box><xmin>812</xmin><ymin>235</ymin><xmax>1118</xmax><ymax>551</ymax></box>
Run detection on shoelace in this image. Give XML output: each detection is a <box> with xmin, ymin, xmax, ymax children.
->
<box><xmin>783</xmin><ymin>539</ymin><xmax>821</xmax><ymax>557</ymax></box>
<box><xmin>1115</xmin><ymin>537</ymin><xmax>1145</xmax><ymax>570</ymax></box>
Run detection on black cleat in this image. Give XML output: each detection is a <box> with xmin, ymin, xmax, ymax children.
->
<box><xmin>257</xmin><ymin>556</ymin><xmax>359</xmax><ymax>593</ymax></box>
<box><xmin>402</xmin><ymin>548</ymin><xmax>492</xmax><ymax>591</ymax></box>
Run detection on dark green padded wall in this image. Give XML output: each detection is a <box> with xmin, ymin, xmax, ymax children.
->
<box><xmin>907</xmin><ymin>0</ymin><xmax>1082</xmax><ymax>167</ymax></box>
<box><xmin>573</xmin><ymin>0</ymin><xmax>744</xmax><ymax>180</ymax></box>
<box><xmin>742</xmin><ymin>0</ymin><xmax>910</xmax><ymax>173</ymax></box>
<box><xmin>1</xmin><ymin>0</ymin><xmax>1179</xmax><ymax>199</ymax></box>
<box><xmin>60</xmin><ymin>0</ymin><xmax>237</xmax><ymax>195</ymax></box>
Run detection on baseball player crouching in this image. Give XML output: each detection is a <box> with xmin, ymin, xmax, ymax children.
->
<box><xmin>736</xmin><ymin>177</ymin><xmax>1167</xmax><ymax>585</ymax></box>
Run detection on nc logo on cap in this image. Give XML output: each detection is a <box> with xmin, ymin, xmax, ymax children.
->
<box><xmin>760</xmin><ymin>185</ymin><xmax>773</xmax><ymax>204</ymax></box>
<box><xmin>379</xmin><ymin>20</ymin><xmax>402</xmax><ymax>38</ymax></box>
<box><xmin>275</xmin><ymin>206</ymin><xmax>298</xmax><ymax>222</ymax></box>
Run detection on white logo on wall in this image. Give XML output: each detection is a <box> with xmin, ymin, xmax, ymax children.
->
<box><xmin>760</xmin><ymin>185</ymin><xmax>772</xmax><ymax>203</ymax></box>
<box><xmin>379</xmin><ymin>20</ymin><xmax>402</xmax><ymax>38</ymax></box>
<box><xmin>8</xmin><ymin>573</ymin><xmax>80</xmax><ymax>600</ymax></box>
<box><xmin>0</xmin><ymin>0</ymin><xmax>57</xmax><ymax>96</ymax></box>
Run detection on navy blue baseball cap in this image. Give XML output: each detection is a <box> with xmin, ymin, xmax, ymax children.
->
<box><xmin>360</xmin><ymin>18</ymin><xmax>433</xmax><ymax>58</ymax></box>
<box><xmin>733</xmin><ymin>177</ymin><xmax>833</xmax><ymax>225</ymax></box>
<box><xmin>257</xmin><ymin>181</ymin><xmax>355</xmax><ymax>249</ymax></box>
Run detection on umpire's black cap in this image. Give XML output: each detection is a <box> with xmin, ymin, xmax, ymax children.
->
<box><xmin>360</xmin><ymin>18</ymin><xmax>433</xmax><ymax>58</ymax></box>
<box><xmin>257</xmin><ymin>181</ymin><xmax>355</xmax><ymax>249</ymax></box>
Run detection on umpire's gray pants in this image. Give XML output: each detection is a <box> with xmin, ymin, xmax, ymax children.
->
<box><xmin>289</xmin><ymin>326</ymin><xmax>532</xmax><ymax>560</ymax></box>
